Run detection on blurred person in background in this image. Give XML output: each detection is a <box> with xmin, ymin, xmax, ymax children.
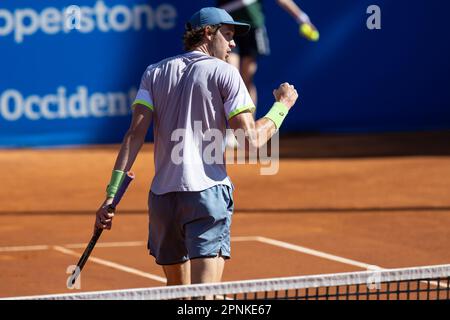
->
<box><xmin>217</xmin><ymin>0</ymin><xmax>318</xmax><ymax>148</ymax></box>
<box><xmin>218</xmin><ymin>0</ymin><xmax>318</xmax><ymax>107</ymax></box>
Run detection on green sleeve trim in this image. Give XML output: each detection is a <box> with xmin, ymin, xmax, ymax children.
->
<box><xmin>228</xmin><ymin>104</ymin><xmax>256</xmax><ymax>120</ymax></box>
<box><xmin>133</xmin><ymin>99</ymin><xmax>154</xmax><ymax>111</ymax></box>
<box><xmin>263</xmin><ymin>102</ymin><xmax>289</xmax><ymax>129</ymax></box>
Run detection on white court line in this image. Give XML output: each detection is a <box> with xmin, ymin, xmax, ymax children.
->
<box><xmin>0</xmin><ymin>245</ymin><xmax>50</xmax><ymax>252</ymax></box>
<box><xmin>253</xmin><ymin>236</ymin><xmax>449</xmax><ymax>289</ymax></box>
<box><xmin>232</xmin><ymin>236</ymin><xmax>259</xmax><ymax>242</ymax></box>
<box><xmin>0</xmin><ymin>237</ymin><xmax>255</xmax><ymax>253</ymax></box>
<box><xmin>66</xmin><ymin>237</ymin><xmax>254</xmax><ymax>249</ymax></box>
<box><xmin>253</xmin><ymin>236</ymin><xmax>381</xmax><ymax>270</ymax></box>
<box><xmin>52</xmin><ymin>246</ymin><xmax>166</xmax><ymax>284</ymax></box>
<box><xmin>3</xmin><ymin>238</ymin><xmax>448</xmax><ymax>289</ymax></box>
<box><xmin>65</xmin><ymin>241</ymin><xmax>146</xmax><ymax>249</ymax></box>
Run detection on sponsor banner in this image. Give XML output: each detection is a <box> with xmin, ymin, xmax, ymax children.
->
<box><xmin>1</xmin><ymin>0</ymin><xmax>450</xmax><ymax>147</ymax></box>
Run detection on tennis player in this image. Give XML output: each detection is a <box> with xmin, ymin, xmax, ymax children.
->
<box><xmin>95</xmin><ymin>7</ymin><xmax>298</xmax><ymax>286</ymax></box>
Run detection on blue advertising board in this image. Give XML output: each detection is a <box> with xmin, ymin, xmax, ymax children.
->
<box><xmin>1</xmin><ymin>0</ymin><xmax>449</xmax><ymax>147</ymax></box>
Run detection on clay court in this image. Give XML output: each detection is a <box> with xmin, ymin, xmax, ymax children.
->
<box><xmin>1</xmin><ymin>132</ymin><xmax>450</xmax><ymax>299</ymax></box>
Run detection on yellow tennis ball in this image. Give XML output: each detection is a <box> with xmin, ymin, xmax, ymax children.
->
<box><xmin>300</xmin><ymin>23</ymin><xmax>312</xmax><ymax>36</ymax></box>
<box><xmin>299</xmin><ymin>23</ymin><xmax>319</xmax><ymax>42</ymax></box>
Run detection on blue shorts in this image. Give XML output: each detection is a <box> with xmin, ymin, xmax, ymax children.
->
<box><xmin>148</xmin><ymin>185</ymin><xmax>234</xmax><ymax>265</ymax></box>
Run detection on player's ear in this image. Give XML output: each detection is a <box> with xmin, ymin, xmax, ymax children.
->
<box><xmin>204</xmin><ymin>26</ymin><xmax>214</xmax><ymax>41</ymax></box>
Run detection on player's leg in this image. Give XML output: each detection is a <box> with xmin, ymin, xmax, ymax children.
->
<box><xmin>163</xmin><ymin>261</ymin><xmax>191</xmax><ymax>285</ymax></box>
<box><xmin>190</xmin><ymin>255</ymin><xmax>226</xmax><ymax>283</ymax></box>
<box><xmin>190</xmin><ymin>256</ymin><xmax>226</xmax><ymax>299</ymax></box>
<box><xmin>226</xmin><ymin>52</ymin><xmax>242</xmax><ymax>149</ymax></box>
<box><xmin>216</xmin><ymin>255</ymin><xmax>226</xmax><ymax>281</ymax></box>
<box><xmin>182</xmin><ymin>185</ymin><xmax>234</xmax><ymax>284</ymax></box>
<box><xmin>234</xmin><ymin>28</ymin><xmax>258</xmax><ymax>108</ymax></box>
<box><xmin>148</xmin><ymin>191</ymin><xmax>190</xmax><ymax>285</ymax></box>
<box><xmin>240</xmin><ymin>56</ymin><xmax>258</xmax><ymax>108</ymax></box>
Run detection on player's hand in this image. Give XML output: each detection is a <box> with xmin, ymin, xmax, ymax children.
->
<box><xmin>273</xmin><ymin>83</ymin><xmax>298</xmax><ymax>110</ymax></box>
<box><xmin>94</xmin><ymin>198</ymin><xmax>115</xmax><ymax>232</ymax></box>
<box><xmin>299</xmin><ymin>22</ymin><xmax>319</xmax><ymax>42</ymax></box>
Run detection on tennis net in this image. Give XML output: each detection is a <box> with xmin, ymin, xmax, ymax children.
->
<box><xmin>8</xmin><ymin>264</ymin><xmax>450</xmax><ymax>300</ymax></box>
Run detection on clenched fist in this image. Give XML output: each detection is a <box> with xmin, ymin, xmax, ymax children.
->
<box><xmin>273</xmin><ymin>82</ymin><xmax>299</xmax><ymax>110</ymax></box>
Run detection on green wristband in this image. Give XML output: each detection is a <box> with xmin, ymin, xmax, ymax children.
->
<box><xmin>264</xmin><ymin>102</ymin><xmax>289</xmax><ymax>129</ymax></box>
<box><xmin>106</xmin><ymin>170</ymin><xmax>125</xmax><ymax>198</ymax></box>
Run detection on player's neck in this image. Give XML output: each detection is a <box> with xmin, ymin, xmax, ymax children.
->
<box><xmin>193</xmin><ymin>44</ymin><xmax>212</xmax><ymax>57</ymax></box>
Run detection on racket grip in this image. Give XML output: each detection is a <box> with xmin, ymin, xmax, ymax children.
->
<box><xmin>109</xmin><ymin>171</ymin><xmax>135</xmax><ymax>209</ymax></box>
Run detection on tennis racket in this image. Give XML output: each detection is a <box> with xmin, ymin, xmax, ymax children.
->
<box><xmin>67</xmin><ymin>171</ymin><xmax>135</xmax><ymax>288</ymax></box>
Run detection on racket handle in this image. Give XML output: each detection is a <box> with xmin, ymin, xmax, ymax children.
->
<box><xmin>109</xmin><ymin>172</ymin><xmax>135</xmax><ymax>209</ymax></box>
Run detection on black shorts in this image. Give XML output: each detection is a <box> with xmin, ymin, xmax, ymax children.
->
<box><xmin>233</xmin><ymin>25</ymin><xmax>271</xmax><ymax>58</ymax></box>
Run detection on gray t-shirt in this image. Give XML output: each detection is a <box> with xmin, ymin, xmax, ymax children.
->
<box><xmin>133</xmin><ymin>51</ymin><xmax>255</xmax><ymax>195</ymax></box>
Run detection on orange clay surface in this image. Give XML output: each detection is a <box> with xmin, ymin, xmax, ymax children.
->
<box><xmin>1</xmin><ymin>133</ymin><xmax>449</xmax><ymax>298</ymax></box>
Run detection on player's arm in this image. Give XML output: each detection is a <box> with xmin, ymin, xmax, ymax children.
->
<box><xmin>111</xmin><ymin>104</ymin><xmax>153</xmax><ymax>174</ymax></box>
<box><xmin>276</xmin><ymin>0</ymin><xmax>319</xmax><ymax>41</ymax></box>
<box><xmin>276</xmin><ymin>0</ymin><xmax>310</xmax><ymax>24</ymax></box>
<box><xmin>228</xmin><ymin>83</ymin><xmax>298</xmax><ymax>150</ymax></box>
<box><xmin>95</xmin><ymin>104</ymin><xmax>152</xmax><ymax>230</ymax></box>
